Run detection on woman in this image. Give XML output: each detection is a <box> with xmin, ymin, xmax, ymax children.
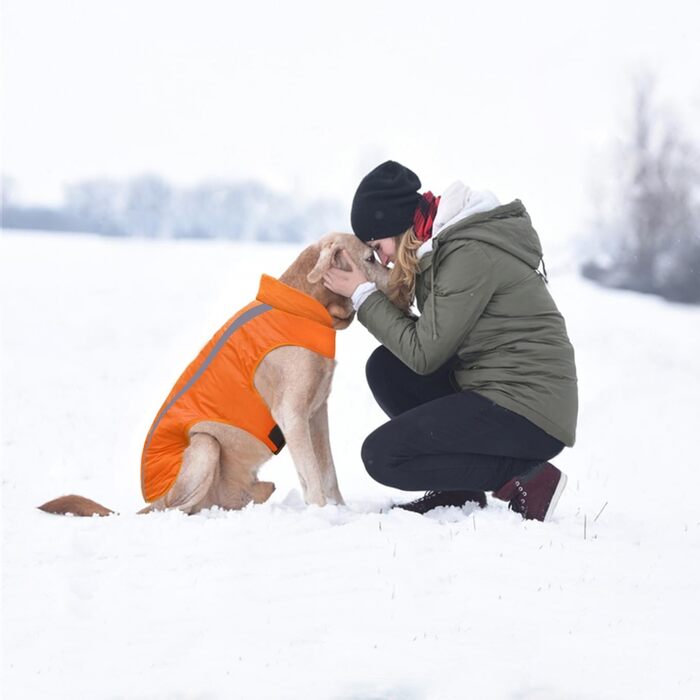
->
<box><xmin>322</xmin><ymin>160</ymin><xmax>578</xmax><ymax>521</ymax></box>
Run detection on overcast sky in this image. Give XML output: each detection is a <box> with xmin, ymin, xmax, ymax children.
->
<box><xmin>2</xmin><ymin>0</ymin><xmax>699</xmax><ymax>241</ymax></box>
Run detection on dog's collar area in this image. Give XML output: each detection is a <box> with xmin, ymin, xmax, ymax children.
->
<box><xmin>256</xmin><ymin>274</ymin><xmax>335</xmax><ymax>328</ymax></box>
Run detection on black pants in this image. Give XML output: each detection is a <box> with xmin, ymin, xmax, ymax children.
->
<box><xmin>361</xmin><ymin>346</ymin><xmax>564</xmax><ymax>492</ymax></box>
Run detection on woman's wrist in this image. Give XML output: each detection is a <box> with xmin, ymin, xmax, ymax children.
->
<box><xmin>351</xmin><ymin>281</ymin><xmax>377</xmax><ymax>310</ymax></box>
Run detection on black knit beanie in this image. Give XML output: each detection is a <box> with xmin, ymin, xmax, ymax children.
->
<box><xmin>350</xmin><ymin>160</ymin><xmax>422</xmax><ymax>242</ymax></box>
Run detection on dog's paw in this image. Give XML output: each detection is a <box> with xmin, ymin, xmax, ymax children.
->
<box><xmin>250</xmin><ymin>481</ymin><xmax>276</xmax><ymax>504</ymax></box>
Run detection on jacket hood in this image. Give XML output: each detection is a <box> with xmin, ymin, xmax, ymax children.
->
<box><xmin>430</xmin><ymin>200</ymin><xmax>543</xmax><ymax>269</ymax></box>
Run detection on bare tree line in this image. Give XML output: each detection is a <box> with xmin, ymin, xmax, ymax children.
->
<box><xmin>583</xmin><ymin>76</ymin><xmax>700</xmax><ymax>303</ymax></box>
<box><xmin>1</xmin><ymin>175</ymin><xmax>343</xmax><ymax>243</ymax></box>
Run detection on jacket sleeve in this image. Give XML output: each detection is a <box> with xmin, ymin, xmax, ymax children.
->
<box><xmin>357</xmin><ymin>241</ymin><xmax>496</xmax><ymax>375</ymax></box>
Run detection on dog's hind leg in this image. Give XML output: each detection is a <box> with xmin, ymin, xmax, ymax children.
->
<box><xmin>154</xmin><ymin>433</ymin><xmax>221</xmax><ymax>514</ymax></box>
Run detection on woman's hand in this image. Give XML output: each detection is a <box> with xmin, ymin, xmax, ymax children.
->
<box><xmin>322</xmin><ymin>250</ymin><xmax>369</xmax><ymax>298</ymax></box>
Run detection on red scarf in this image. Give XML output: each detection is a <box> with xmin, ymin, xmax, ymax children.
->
<box><xmin>413</xmin><ymin>192</ymin><xmax>441</xmax><ymax>242</ymax></box>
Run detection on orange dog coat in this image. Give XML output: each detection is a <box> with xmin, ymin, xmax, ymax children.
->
<box><xmin>141</xmin><ymin>274</ymin><xmax>336</xmax><ymax>503</ymax></box>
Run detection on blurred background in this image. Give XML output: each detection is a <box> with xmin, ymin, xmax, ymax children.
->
<box><xmin>2</xmin><ymin>0</ymin><xmax>700</xmax><ymax>301</ymax></box>
<box><xmin>3</xmin><ymin>5</ymin><xmax>700</xmax><ymax>696</ymax></box>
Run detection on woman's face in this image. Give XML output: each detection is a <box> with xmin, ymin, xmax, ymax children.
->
<box><xmin>368</xmin><ymin>237</ymin><xmax>397</xmax><ymax>267</ymax></box>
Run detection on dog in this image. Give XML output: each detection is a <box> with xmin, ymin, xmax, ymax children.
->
<box><xmin>38</xmin><ymin>233</ymin><xmax>397</xmax><ymax>517</ymax></box>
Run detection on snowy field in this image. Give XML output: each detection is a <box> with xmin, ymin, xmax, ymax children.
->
<box><xmin>2</xmin><ymin>230</ymin><xmax>699</xmax><ymax>700</ymax></box>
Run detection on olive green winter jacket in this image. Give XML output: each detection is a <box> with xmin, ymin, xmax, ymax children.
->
<box><xmin>357</xmin><ymin>200</ymin><xmax>578</xmax><ymax>446</ymax></box>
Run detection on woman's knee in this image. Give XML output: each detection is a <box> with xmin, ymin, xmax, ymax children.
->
<box><xmin>361</xmin><ymin>426</ymin><xmax>397</xmax><ymax>488</ymax></box>
<box><xmin>365</xmin><ymin>346</ymin><xmax>416</xmax><ymax>417</ymax></box>
<box><xmin>365</xmin><ymin>346</ymin><xmax>396</xmax><ymax>392</ymax></box>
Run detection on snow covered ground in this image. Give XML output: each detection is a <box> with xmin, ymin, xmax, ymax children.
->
<box><xmin>2</xmin><ymin>231</ymin><xmax>699</xmax><ymax>700</ymax></box>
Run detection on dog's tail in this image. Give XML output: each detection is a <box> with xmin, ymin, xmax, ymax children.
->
<box><xmin>38</xmin><ymin>495</ymin><xmax>115</xmax><ymax>517</ymax></box>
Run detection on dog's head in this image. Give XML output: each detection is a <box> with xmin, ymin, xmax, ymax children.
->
<box><xmin>280</xmin><ymin>233</ymin><xmax>406</xmax><ymax>330</ymax></box>
<box><xmin>304</xmin><ymin>233</ymin><xmax>394</xmax><ymax>330</ymax></box>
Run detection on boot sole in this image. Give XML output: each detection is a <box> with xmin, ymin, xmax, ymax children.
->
<box><xmin>543</xmin><ymin>471</ymin><xmax>568</xmax><ymax>521</ymax></box>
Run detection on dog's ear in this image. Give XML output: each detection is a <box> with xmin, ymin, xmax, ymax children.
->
<box><xmin>307</xmin><ymin>241</ymin><xmax>344</xmax><ymax>283</ymax></box>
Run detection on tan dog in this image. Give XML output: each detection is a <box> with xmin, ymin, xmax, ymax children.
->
<box><xmin>39</xmin><ymin>233</ymin><xmax>397</xmax><ymax>517</ymax></box>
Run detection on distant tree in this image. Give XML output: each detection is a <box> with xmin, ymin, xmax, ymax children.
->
<box><xmin>122</xmin><ymin>175</ymin><xmax>173</xmax><ymax>237</ymax></box>
<box><xmin>3</xmin><ymin>173</ymin><xmax>344</xmax><ymax>244</ymax></box>
<box><xmin>64</xmin><ymin>179</ymin><xmax>126</xmax><ymax>236</ymax></box>
<box><xmin>172</xmin><ymin>181</ymin><xmax>265</xmax><ymax>239</ymax></box>
<box><xmin>582</xmin><ymin>76</ymin><xmax>700</xmax><ymax>303</ymax></box>
<box><xmin>1</xmin><ymin>175</ymin><xmax>84</xmax><ymax>231</ymax></box>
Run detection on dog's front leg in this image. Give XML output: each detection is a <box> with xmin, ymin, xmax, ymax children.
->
<box><xmin>310</xmin><ymin>401</ymin><xmax>344</xmax><ymax>505</ymax></box>
<box><xmin>274</xmin><ymin>409</ymin><xmax>327</xmax><ymax>506</ymax></box>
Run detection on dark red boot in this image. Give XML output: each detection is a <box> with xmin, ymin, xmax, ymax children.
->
<box><xmin>493</xmin><ymin>462</ymin><xmax>567</xmax><ymax>521</ymax></box>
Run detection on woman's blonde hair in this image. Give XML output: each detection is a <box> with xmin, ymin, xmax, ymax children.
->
<box><xmin>388</xmin><ymin>226</ymin><xmax>423</xmax><ymax>311</ymax></box>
